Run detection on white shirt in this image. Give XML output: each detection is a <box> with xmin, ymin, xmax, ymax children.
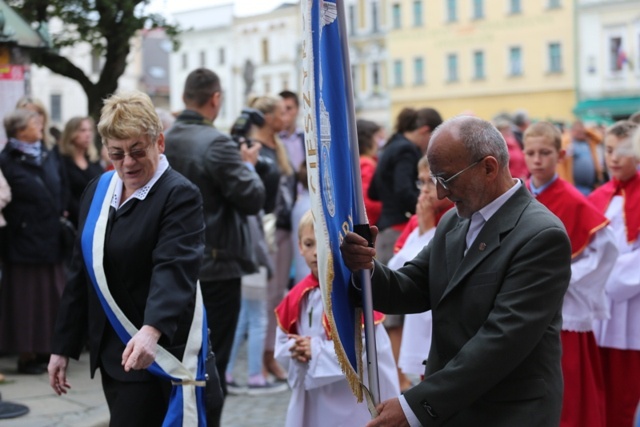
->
<box><xmin>111</xmin><ymin>155</ymin><xmax>169</xmax><ymax>210</ymax></box>
<box><xmin>465</xmin><ymin>179</ymin><xmax>521</xmax><ymax>253</ymax></box>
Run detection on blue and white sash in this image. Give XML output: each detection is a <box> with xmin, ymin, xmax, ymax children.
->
<box><xmin>82</xmin><ymin>171</ymin><xmax>208</xmax><ymax>426</ymax></box>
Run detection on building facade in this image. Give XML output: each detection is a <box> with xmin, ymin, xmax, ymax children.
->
<box><xmin>386</xmin><ymin>0</ymin><xmax>576</xmax><ymax>123</ymax></box>
<box><xmin>169</xmin><ymin>3</ymin><xmax>235</xmax><ymax>128</ymax></box>
<box><xmin>170</xmin><ymin>3</ymin><xmax>301</xmax><ymax>131</ymax></box>
<box><xmin>575</xmin><ymin>0</ymin><xmax>640</xmax><ymax>122</ymax></box>
<box><xmin>346</xmin><ymin>0</ymin><xmax>391</xmax><ymax>127</ymax></box>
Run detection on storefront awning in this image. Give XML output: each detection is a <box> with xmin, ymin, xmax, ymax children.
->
<box><xmin>0</xmin><ymin>0</ymin><xmax>49</xmax><ymax>48</ymax></box>
<box><xmin>573</xmin><ymin>97</ymin><xmax>640</xmax><ymax>121</ymax></box>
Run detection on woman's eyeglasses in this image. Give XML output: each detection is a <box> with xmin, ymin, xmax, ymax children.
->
<box><xmin>107</xmin><ymin>143</ymin><xmax>152</xmax><ymax>161</ymax></box>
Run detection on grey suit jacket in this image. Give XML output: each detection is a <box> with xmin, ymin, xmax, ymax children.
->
<box><xmin>371</xmin><ymin>185</ymin><xmax>571</xmax><ymax>426</ymax></box>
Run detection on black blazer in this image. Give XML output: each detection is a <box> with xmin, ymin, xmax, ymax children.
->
<box><xmin>0</xmin><ymin>142</ymin><xmax>69</xmax><ymax>263</ymax></box>
<box><xmin>52</xmin><ymin>168</ymin><xmax>205</xmax><ymax>381</ymax></box>
<box><xmin>370</xmin><ymin>185</ymin><xmax>571</xmax><ymax>426</ymax></box>
<box><xmin>369</xmin><ymin>133</ymin><xmax>421</xmax><ymax>229</ymax></box>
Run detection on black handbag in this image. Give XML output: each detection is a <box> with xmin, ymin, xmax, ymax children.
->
<box><xmin>59</xmin><ymin>216</ymin><xmax>77</xmax><ymax>256</ymax></box>
<box><xmin>204</xmin><ymin>330</ymin><xmax>224</xmax><ymax>425</ymax></box>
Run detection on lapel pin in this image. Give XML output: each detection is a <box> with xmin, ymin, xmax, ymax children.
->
<box><xmin>479</xmin><ymin>242</ymin><xmax>487</xmax><ymax>251</ymax></box>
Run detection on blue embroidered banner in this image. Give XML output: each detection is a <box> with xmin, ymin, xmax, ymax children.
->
<box><xmin>302</xmin><ymin>0</ymin><xmax>370</xmax><ymax>403</ymax></box>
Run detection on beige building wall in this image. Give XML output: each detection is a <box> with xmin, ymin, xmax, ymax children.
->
<box><xmin>387</xmin><ymin>0</ymin><xmax>576</xmax><ymax>123</ymax></box>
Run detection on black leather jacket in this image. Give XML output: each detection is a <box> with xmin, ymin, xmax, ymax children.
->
<box><xmin>164</xmin><ymin>110</ymin><xmax>266</xmax><ymax>281</ymax></box>
<box><xmin>369</xmin><ymin>133</ymin><xmax>421</xmax><ymax>230</ymax></box>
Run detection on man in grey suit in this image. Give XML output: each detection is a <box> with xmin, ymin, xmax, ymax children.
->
<box><xmin>341</xmin><ymin>116</ymin><xmax>571</xmax><ymax>426</ymax></box>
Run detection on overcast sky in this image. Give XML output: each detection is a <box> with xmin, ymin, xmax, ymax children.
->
<box><xmin>148</xmin><ymin>0</ymin><xmax>289</xmax><ymax>18</ymax></box>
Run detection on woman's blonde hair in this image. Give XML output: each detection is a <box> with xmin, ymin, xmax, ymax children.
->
<box><xmin>97</xmin><ymin>91</ymin><xmax>163</xmax><ymax>146</ymax></box>
<box><xmin>59</xmin><ymin>116</ymin><xmax>99</xmax><ymax>162</ymax></box>
<box><xmin>16</xmin><ymin>96</ymin><xmax>53</xmax><ymax>147</ymax></box>
<box><xmin>248</xmin><ymin>95</ymin><xmax>293</xmax><ymax>176</ymax></box>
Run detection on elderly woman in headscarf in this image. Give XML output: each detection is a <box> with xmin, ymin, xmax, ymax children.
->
<box><xmin>48</xmin><ymin>91</ymin><xmax>220</xmax><ymax>426</ymax></box>
<box><xmin>0</xmin><ymin>108</ymin><xmax>68</xmax><ymax>375</ymax></box>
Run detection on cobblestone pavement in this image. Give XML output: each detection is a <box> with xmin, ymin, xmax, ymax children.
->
<box><xmin>222</xmin><ymin>341</ymin><xmax>290</xmax><ymax>426</ymax></box>
<box><xmin>0</xmin><ymin>340</ymin><xmax>291</xmax><ymax>427</ymax></box>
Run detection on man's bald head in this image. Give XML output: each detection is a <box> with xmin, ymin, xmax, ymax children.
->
<box><xmin>428</xmin><ymin>116</ymin><xmax>510</xmax><ymax>168</ymax></box>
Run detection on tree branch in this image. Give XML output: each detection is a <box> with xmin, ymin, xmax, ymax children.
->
<box><xmin>28</xmin><ymin>49</ymin><xmax>94</xmax><ymax>94</ymax></box>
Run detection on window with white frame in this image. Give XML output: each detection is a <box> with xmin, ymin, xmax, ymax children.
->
<box><xmin>372</xmin><ymin>1</ymin><xmax>380</xmax><ymax>33</ymax></box>
<box><xmin>447</xmin><ymin>53</ymin><xmax>458</xmax><ymax>81</ymax></box>
<box><xmin>509</xmin><ymin>46</ymin><xmax>522</xmax><ymax>76</ymax></box>
<box><xmin>548</xmin><ymin>42</ymin><xmax>562</xmax><ymax>73</ymax></box>
<box><xmin>181</xmin><ymin>52</ymin><xmax>188</xmax><ymax>70</ymax></box>
<box><xmin>473</xmin><ymin>0</ymin><xmax>484</xmax><ymax>19</ymax></box>
<box><xmin>50</xmin><ymin>94</ymin><xmax>62</xmax><ymax>122</ymax></box>
<box><xmin>548</xmin><ymin>0</ymin><xmax>561</xmax><ymax>9</ymax></box>
<box><xmin>509</xmin><ymin>0</ymin><xmax>521</xmax><ymax>14</ymax></box>
<box><xmin>262</xmin><ymin>39</ymin><xmax>269</xmax><ymax>63</ymax></box>
<box><xmin>446</xmin><ymin>0</ymin><xmax>457</xmax><ymax>22</ymax></box>
<box><xmin>394</xmin><ymin>60</ymin><xmax>404</xmax><ymax>87</ymax></box>
<box><xmin>413</xmin><ymin>1</ymin><xmax>423</xmax><ymax>27</ymax></box>
<box><xmin>349</xmin><ymin>4</ymin><xmax>357</xmax><ymax>35</ymax></box>
<box><xmin>372</xmin><ymin>61</ymin><xmax>381</xmax><ymax>92</ymax></box>
<box><xmin>605</xmin><ymin>27</ymin><xmax>630</xmax><ymax>76</ymax></box>
<box><xmin>473</xmin><ymin>50</ymin><xmax>485</xmax><ymax>79</ymax></box>
<box><xmin>414</xmin><ymin>57</ymin><xmax>425</xmax><ymax>84</ymax></box>
<box><xmin>392</xmin><ymin>3</ymin><xmax>402</xmax><ymax>29</ymax></box>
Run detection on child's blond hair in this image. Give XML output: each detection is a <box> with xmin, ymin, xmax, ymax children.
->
<box><xmin>523</xmin><ymin>121</ymin><xmax>563</xmax><ymax>151</ymax></box>
<box><xmin>298</xmin><ymin>210</ymin><xmax>314</xmax><ymax>241</ymax></box>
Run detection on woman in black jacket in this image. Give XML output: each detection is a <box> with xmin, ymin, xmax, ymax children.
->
<box><xmin>0</xmin><ymin>108</ymin><xmax>69</xmax><ymax>374</ymax></box>
<box><xmin>369</xmin><ymin>107</ymin><xmax>443</xmax><ymax>263</ymax></box>
<box><xmin>58</xmin><ymin>116</ymin><xmax>104</xmax><ymax>227</ymax></box>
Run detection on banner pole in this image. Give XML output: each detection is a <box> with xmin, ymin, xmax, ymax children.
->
<box><xmin>335</xmin><ymin>0</ymin><xmax>381</xmax><ymax>406</ymax></box>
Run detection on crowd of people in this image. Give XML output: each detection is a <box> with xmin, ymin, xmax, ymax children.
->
<box><xmin>0</xmin><ymin>67</ymin><xmax>639</xmax><ymax>426</ymax></box>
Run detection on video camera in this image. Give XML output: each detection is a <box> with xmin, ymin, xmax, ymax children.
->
<box><xmin>230</xmin><ymin>108</ymin><xmax>265</xmax><ymax>146</ymax></box>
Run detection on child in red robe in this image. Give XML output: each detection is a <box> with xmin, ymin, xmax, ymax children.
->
<box><xmin>523</xmin><ymin>121</ymin><xmax>617</xmax><ymax>427</ymax></box>
<box><xmin>274</xmin><ymin>211</ymin><xmax>399</xmax><ymax>427</ymax></box>
<box><xmin>588</xmin><ymin>120</ymin><xmax>640</xmax><ymax>427</ymax></box>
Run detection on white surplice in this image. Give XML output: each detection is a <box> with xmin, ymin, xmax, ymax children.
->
<box><xmin>388</xmin><ymin>227</ymin><xmax>436</xmax><ymax>377</ymax></box>
<box><xmin>275</xmin><ymin>288</ymin><xmax>400</xmax><ymax>427</ymax></box>
<box><xmin>593</xmin><ymin>196</ymin><xmax>640</xmax><ymax>350</ymax></box>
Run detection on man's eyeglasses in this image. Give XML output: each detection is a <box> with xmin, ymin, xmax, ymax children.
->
<box><xmin>107</xmin><ymin>143</ymin><xmax>152</xmax><ymax>162</ymax></box>
<box><xmin>430</xmin><ymin>157</ymin><xmax>485</xmax><ymax>191</ymax></box>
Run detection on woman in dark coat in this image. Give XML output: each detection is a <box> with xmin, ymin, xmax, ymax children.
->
<box><xmin>0</xmin><ymin>108</ymin><xmax>69</xmax><ymax>374</ymax></box>
<box><xmin>58</xmin><ymin>116</ymin><xmax>104</xmax><ymax>227</ymax></box>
